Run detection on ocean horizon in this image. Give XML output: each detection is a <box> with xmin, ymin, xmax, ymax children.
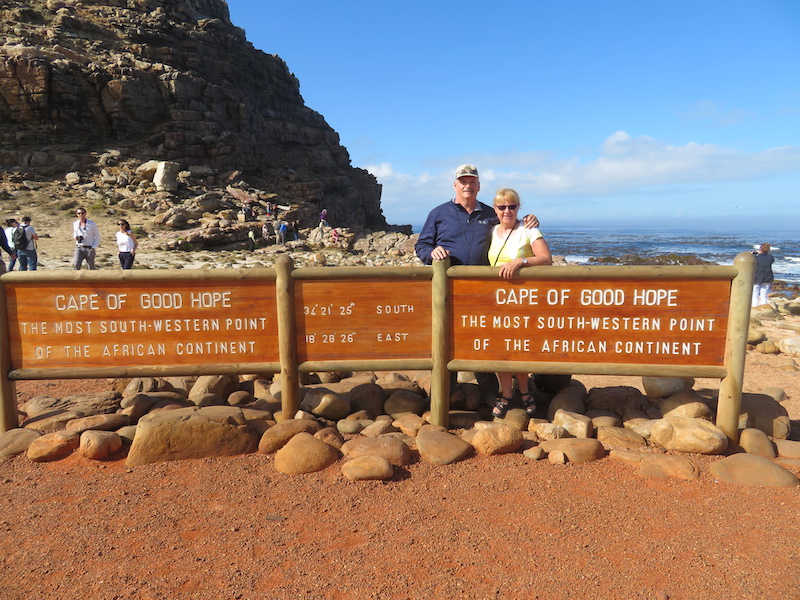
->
<box><xmin>408</xmin><ymin>225</ymin><xmax>800</xmax><ymax>285</ymax></box>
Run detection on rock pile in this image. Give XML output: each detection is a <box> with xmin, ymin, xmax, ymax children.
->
<box><xmin>0</xmin><ymin>0</ymin><xmax>386</xmax><ymax>230</ymax></box>
<box><xmin>2</xmin><ymin>372</ymin><xmax>798</xmax><ymax>488</ymax></box>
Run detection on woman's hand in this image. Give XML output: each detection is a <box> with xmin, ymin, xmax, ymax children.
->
<box><xmin>498</xmin><ymin>258</ymin><xmax>524</xmax><ymax>280</ymax></box>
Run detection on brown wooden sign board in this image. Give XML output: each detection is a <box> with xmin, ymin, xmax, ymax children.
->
<box><xmin>450</xmin><ymin>278</ymin><xmax>731</xmax><ymax>366</ymax></box>
<box><xmin>5</xmin><ymin>280</ymin><xmax>279</xmax><ymax>370</ymax></box>
<box><xmin>295</xmin><ymin>279</ymin><xmax>431</xmax><ymax>361</ymax></box>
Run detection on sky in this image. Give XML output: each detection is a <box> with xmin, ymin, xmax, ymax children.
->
<box><xmin>225</xmin><ymin>0</ymin><xmax>800</xmax><ymax>231</ymax></box>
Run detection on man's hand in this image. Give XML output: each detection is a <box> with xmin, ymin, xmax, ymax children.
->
<box><xmin>430</xmin><ymin>246</ymin><xmax>451</xmax><ymax>260</ymax></box>
<box><xmin>521</xmin><ymin>213</ymin><xmax>540</xmax><ymax>228</ymax></box>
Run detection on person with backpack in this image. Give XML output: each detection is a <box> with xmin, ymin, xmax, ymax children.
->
<box><xmin>4</xmin><ymin>218</ymin><xmax>18</xmax><ymax>271</ymax></box>
<box><xmin>14</xmin><ymin>216</ymin><xmax>38</xmax><ymax>271</ymax></box>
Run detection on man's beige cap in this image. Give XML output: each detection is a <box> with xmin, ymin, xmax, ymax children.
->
<box><xmin>454</xmin><ymin>164</ymin><xmax>479</xmax><ymax>179</ymax></box>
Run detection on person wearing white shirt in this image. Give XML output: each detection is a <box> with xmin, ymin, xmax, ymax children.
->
<box><xmin>115</xmin><ymin>219</ymin><xmax>138</xmax><ymax>269</ymax></box>
<box><xmin>72</xmin><ymin>207</ymin><xmax>101</xmax><ymax>270</ymax></box>
<box><xmin>4</xmin><ymin>218</ymin><xmax>18</xmax><ymax>271</ymax></box>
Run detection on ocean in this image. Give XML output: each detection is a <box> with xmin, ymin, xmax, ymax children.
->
<box><xmin>544</xmin><ymin>227</ymin><xmax>800</xmax><ymax>285</ymax></box>
<box><xmin>411</xmin><ymin>225</ymin><xmax>800</xmax><ymax>285</ymax></box>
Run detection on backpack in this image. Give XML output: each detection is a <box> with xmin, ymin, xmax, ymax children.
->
<box><xmin>12</xmin><ymin>225</ymin><xmax>27</xmax><ymax>250</ymax></box>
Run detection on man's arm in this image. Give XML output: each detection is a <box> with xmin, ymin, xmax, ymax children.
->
<box><xmin>521</xmin><ymin>213</ymin><xmax>540</xmax><ymax>229</ymax></box>
<box><xmin>415</xmin><ymin>213</ymin><xmax>439</xmax><ymax>265</ymax></box>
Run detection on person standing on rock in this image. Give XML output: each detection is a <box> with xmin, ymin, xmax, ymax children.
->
<box><xmin>115</xmin><ymin>219</ymin><xmax>138</xmax><ymax>269</ymax></box>
<box><xmin>752</xmin><ymin>242</ymin><xmax>775</xmax><ymax>307</ymax></box>
<box><xmin>72</xmin><ymin>207</ymin><xmax>101</xmax><ymax>270</ymax></box>
<box><xmin>4</xmin><ymin>218</ymin><xmax>18</xmax><ymax>271</ymax></box>
<box><xmin>15</xmin><ymin>216</ymin><xmax>39</xmax><ymax>271</ymax></box>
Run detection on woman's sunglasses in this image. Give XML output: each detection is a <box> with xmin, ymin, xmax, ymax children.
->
<box><xmin>495</xmin><ymin>204</ymin><xmax>518</xmax><ymax>211</ymax></box>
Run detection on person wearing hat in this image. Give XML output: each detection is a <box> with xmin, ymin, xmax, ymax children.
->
<box><xmin>414</xmin><ymin>164</ymin><xmax>543</xmax><ymax>404</ymax></box>
<box><xmin>415</xmin><ymin>164</ymin><xmax>539</xmax><ymax>265</ymax></box>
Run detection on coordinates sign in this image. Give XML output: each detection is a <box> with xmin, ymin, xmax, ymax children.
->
<box><xmin>451</xmin><ymin>278</ymin><xmax>730</xmax><ymax>366</ymax></box>
<box><xmin>5</xmin><ymin>281</ymin><xmax>278</xmax><ymax>370</ymax></box>
<box><xmin>295</xmin><ymin>280</ymin><xmax>431</xmax><ymax>361</ymax></box>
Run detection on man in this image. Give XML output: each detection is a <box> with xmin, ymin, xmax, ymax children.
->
<box><xmin>415</xmin><ymin>164</ymin><xmax>542</xmax><ymax>403</ymax></box>
<box><xmin>73</xmin><ymin>207</ymin><xmax>101</xmax><ymax>270</ymax></box>
<box><xmin>4</xmin><ymin>218</ymin><xmax>18</xmax><ymax>271</ymax></box>
<box><xmin>415</xmin><ymin>164</ymin><xmax>538</xmax><ymax>265</ymax></box>
<box><xmin>15</xmin><ymin>216</ymin><xmax>39</xmax><ymax>271</ymax></box>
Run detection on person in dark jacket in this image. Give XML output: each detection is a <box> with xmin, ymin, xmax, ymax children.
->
<box><xmin>752</xmin><ymin>242</ymin><xmax>775</xmax><ymax>307</ymax></box>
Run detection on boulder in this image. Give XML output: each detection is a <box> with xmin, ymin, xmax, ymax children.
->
<box><xmin>710</xmin><ymin>454</ymin><xmax>799</xmax><ymax>487</ymax></box>
<box><xmin>27</xmin><ymin>430</ymin><xmax>80</xmax><ymax>462</ymax></box>
<box><xmin>539</xmin><ymin>438</ymin><xmax>606</xmax><ymax>464</ymax></box>
<box><xmin>274</xmin><ymin>433</ymin><xmax>341</xmax><ymax>475</ymax></box>
<box><xmin>258</xmin><ymin>419</ymin><xmax>321</xmax><ymax>454</ymax></box>
<box><xmin>342</xmin><ymin>456</ymin><xmax>394</xmax><ymax>481</ymax></box>
<box><xmin>650</xmin><ymin>418</ymin><xmax>728</xmax><ymax>454</ymax></box>
<box><xmin>126</xmin><ymin>407</ymin><xmax>258</xmax><ymax>466</ymax></box>
<box><xmin>416</xmin><ymin>428</ymin><xmax>473</xmax><ymax>465</ymax></box>
<box><xmin>471</xmin><ymin>423</ymin><xmax>523</xmax><ymax>455</ymax></box>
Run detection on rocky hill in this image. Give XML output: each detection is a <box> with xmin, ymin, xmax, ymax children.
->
<box><xmin>0</xmin><ymin>0</ymin><xmax>387</xmax><ymax>230</ymax></box>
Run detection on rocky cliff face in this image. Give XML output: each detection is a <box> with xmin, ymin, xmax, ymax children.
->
<box><xmin>0</xmin><ymin>0</ymin><xmax>386</xmax><ymax>228</ymax></box>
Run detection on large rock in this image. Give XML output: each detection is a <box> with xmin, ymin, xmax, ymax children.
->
<box><xmin>0</xmin><ymin>428</ymin><xmax>41</xmax><ymax>461</ymax></box>
<box><xmin>80</xmin><ymin>430</ymin><xmax>123</xmax><ymax>460</ymax></box>
<box><xmin>23</xmin><ymin>391</ymin><xmax>121</xmax><ymax>419</ymax></box>
<box><xmin>471</xmin><ymin>423</ymin><xmax>523</xmax><ymax>455</ymax></box>
<box><xmin>274</xmin><ymin>433</ymin><xmax>341</xmax><ymax>474</ymax></box>
<box><xmin>710</xmin><ymin>454</ymin><xmax>799</xmax><ymax>487</ymax></box>
<box><xmin>126</xmin><ymin>407</ymin><xmax>258</xmax><ymax>466</ymax></box>
<box><xmin>341</xmin><ymin>436</ymin><xmax>412</xmax><ymax>466</ymax></box>
<box><xmin>300</xmin><ymin>388</ymin><xmax>351</xmax><ymax>421</ymax></box>
<box><xmin>342</xmin><ymin>456</ymin><xmax>394</xmax><ymax>481</ymax></box>
<box><xmin>539</xmin><ymin>438</ymin><xmax>606</xmax><ymax>464</ymax></box>
<box><xmin>258</xmin><ymin>419</ymin><xmax>321</xmax><ymax>454</ymax></box>
<box><xmin>27</xmin><ymin>430</ymin><xmax>80</xmax><ymax>462</ymax></box>
<box><xmin>650</xmin><ymin>418</ymin><xmax>728</xmax><ymax>454</ymax></box>
<box><xmin>383</xmin><ymin>390</ymin><xmax>427</xmax><ymax>418</ymax></box>
<box><xmin>642</xmin><ymin>376</ymin><xmax>694</xmax><ymax>399</ymax></box>
<box><xmin>416</xmin><ymin>427</ymin><xmax>473</xmax><ymax>465</ymax></box>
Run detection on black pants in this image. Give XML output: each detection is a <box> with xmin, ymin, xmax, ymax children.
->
<box><xmin>119</xmin><ymin>252</ymin><xmax>135</xmax><ymax>269</ymax></box>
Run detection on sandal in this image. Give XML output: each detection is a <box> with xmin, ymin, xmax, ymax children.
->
<box><xmin>520</xmin><ymin>392</ymin><xmax>537</xmax><ymax>416</ymax></box>
<box><xmin>492</xmin><ymin>396</ymin><xmax>512</xmax><ymax>418</ymax></box>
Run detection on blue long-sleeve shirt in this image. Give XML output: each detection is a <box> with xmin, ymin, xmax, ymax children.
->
<box><xmin>415</xmin><ymin>200</ymin><xmax>498</xmax><ymax>266</ymax></box>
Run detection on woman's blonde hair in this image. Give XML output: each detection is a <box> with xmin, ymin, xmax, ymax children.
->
<box><xmin>493</xmin><ymin>188</ymin><xmax>520</xmax><ymax>207</ymax></box>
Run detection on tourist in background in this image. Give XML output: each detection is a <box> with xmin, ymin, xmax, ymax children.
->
<box><xmin>487</xmin><ymin>188</ymin><xmax>552</xmax><ymax>418</ymax></box>
<box><xmin>752</xmin><ymin>242</ymin><xmax>775</xmax><ymax>307</ymax></box>
<box><xmin>115</xmin><ymin>219</ymin><xmax>137</xmax><ymax>269</ymax></box>
<box><xmin>73</xmin><ymin>207</ymin><xmax>101</xmax><ymax>269</ymax></box>
<box><xmin>15</xmin><ymin>216</ymin><xmax>39</xmax><ymax>271</ymax></box>
<box><xmin>319</xmin><ymin>208</ymin><xmax>328</xmax><ymax>227</ymax></box>
<box><xmin>4</xmin><ymin>218</ymin><xmax>18</xmax><ymax>271</ymax></box>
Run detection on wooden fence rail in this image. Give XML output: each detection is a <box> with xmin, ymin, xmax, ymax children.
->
<box><xmin>0</xmin><ymin>252</ymin><xmax>755</xmax><ymax>442</ymax></box>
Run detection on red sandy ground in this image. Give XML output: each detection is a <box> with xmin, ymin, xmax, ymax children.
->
<box><xmin>1</xmin><ymin>353</ymin><xmax>798</xmax><ymax>600</ymax></box>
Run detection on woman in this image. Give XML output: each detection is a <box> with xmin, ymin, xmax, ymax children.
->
<box><xmin>116</xmin><ymin>219</ymin><xmax>138</xmax><ymax>269</ymax></box>
<box><xmin>488</xmin><ymin>188</ymin><xmax>552</xmax><ymax>418</ymax></box>
<box><xmin>752</xmin><ymin>242</ymin><xmax>775</xmax><ymax>307</ymax></box>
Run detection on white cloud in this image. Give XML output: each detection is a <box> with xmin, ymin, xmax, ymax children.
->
<box><xmin>373</xmin><ymin>132</ymin><xmax>800</xmax><ymax>226</ymax></box>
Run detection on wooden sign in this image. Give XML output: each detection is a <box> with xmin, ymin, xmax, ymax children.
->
<box><xmin>5</xmin><ymin>280</ymin><xmax>279</xmax><ymax>370</ymax></box>
<box><xmin>295</xmin><ymin>279</ymin><xmax>431</xmax><ymax>361</ymax></box>
<box><xmin>450</xmin><ymin>278</ymin><xmax>731</xmax><ymax>366</ymax></box>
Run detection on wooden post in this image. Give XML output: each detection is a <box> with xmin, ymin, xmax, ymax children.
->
<box><xmin>716</xmin><ymin>251</ymin><xmax>756</xmax><ymax>443</ymax></box>
<box><xmin>429</xmin><ymin>259</ymin><xmax>450</xmax><ymax>427</ymax></box>
<box><xmin>275</xmin><ymin>255</ymin><xmax>299</xmax><ymax>417</ymax></box>
<box><xmin>0</xmin><ymin>269</ymin><xmax>18</xmax><ymax>432</ymax></box>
